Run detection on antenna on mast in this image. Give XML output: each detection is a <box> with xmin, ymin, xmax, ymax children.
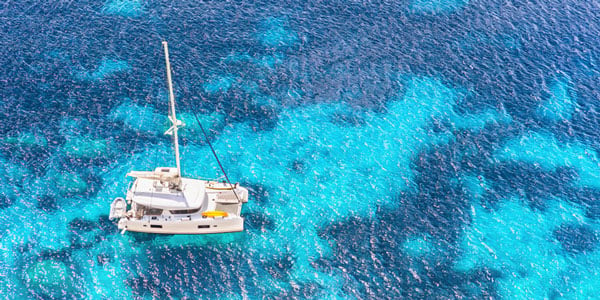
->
<box><xmin>162</xmin><ymin>41</ymin><xmax>182</xmax><ymax>185</ymax></box>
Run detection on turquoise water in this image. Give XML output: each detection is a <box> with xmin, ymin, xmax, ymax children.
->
<box><xmin>2</xmin><ymin>0</ymin><xmax>600</xmax><ymax>298</ymax></box>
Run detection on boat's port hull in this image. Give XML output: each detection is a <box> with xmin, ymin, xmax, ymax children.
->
<box><xmin>117</xmin><ymin>217</ymin><xmax>244</xmax><ymax>234</ymax></box>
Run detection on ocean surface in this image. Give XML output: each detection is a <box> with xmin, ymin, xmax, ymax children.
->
<box><xmin>1</xmin><ymin>0</ymin><xmax>600</xmax><ymax>298</ymax></box>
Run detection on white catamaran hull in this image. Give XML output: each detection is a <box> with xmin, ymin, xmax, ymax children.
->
<box><xmin>117</xmin><ymin>216</ymin><xmax>244</xmax><ymax>234</ymax></box>
<box><xmin>110</xmin><ymin>175</ymin><xmax>249</xmax><ymax>234</ymax></box>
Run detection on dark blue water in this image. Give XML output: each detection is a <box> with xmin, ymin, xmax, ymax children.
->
<box><xmin>2</xmin><ymin>0</ymin><xmax>600</xmax><ymax>298</ymax></box>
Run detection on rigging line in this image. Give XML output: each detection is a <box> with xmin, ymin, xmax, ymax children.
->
<box><xmin>190</xmin><ymin>106</ymin><xmax>241</xmax><ymax>204</ymax></box>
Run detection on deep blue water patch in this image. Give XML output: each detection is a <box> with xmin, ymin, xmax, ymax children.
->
<box><xmin>97</xmin><ymin>215</ymin><xmax>119</xmax><ymax>235</ymax></box>
<box><xmin>125</xmin><ymin>245</ymin><xmax>294</xmax><ymax>298</ymax></box>
<box><xmin>36</xmin><ymin>195</ymin><xmax>58</xmax><ymax>212</ymax></box>
<box><xmin>67</xmin><ymin>217</ymin><xmax>116</xmax><ymax>250</ymax></box>
<box><xmin>569</xmin><ymin>188</ymin><xmax>600</xmax><ymax>220</ymax></box>
<box><xmin>268</xmin><ymin>282</ymin><xmax>323</xmax><ymax>299</ymax></box>
<box><xmin>69</xmin><ymin>218</ymin><xmax>96</xmax><ymax>232</ymax></box>
<box><xmin>0</xmin><ymin>143</ymin><xmax>53</xmax><ymax>176</ymax></box>
<box><xmin>319</xmin><ymin>212</ymin><xmax>498</xmax><ymax>299</ymax></box>
<box><xmin>554</xmin><ymin>224</ymin><xmax>599</xmax><ymax>254</ymax></box>
<box><xmin>263</xmin><ymin>255</ymin><xmax>295</xmax><ymax>280</ymax></box>
<box><xmin>245</xmin><ymin>212</ymin><xmax>276</xmax><ymax>232</ymax></box>
<box><xmin>288</xmin><ymin>159</ymin><xmax>307</xmax><ymax>174</ymax></box>
<box><xmin>0</xmin><ymin>194</ymin><xmax>15</xmax><ymax>210</ymax></box>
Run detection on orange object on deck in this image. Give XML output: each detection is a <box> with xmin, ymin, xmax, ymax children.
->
<box><xmin>201</xmin><ymin>211</ymin><xmax>228</xmax><ymax>218</ymax></box>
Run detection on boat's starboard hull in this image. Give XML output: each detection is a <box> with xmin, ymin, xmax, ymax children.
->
<box><xmin>117</xmin><ymin>216</ymin><xmax>244</xmax><ymax>234</ymax></box>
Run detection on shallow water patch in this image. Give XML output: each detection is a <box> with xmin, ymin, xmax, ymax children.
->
<box><xmin>203</xmin><ymin>74</ymin><xmax>237</xmax><ymax>95</ymax></box>
<box><xmin>409</xmin><ymin>0</ymin><xmax>469</xmax><ymax>14</ymax></box>
<box><xmin>63</xmin><ymin>136</ymin><xmax>109</xmax><ymax>159</ymax></box>
<box><xmin>101</xmin><ymin>0</ymin><xmax>145</xmax><ymax>17</ymax></box>
<box><xmin>256</xmin><ymin>17</ymin><xmax>299</xmax><ymax>48</ymax></box>
<box><xmin>459</xmin><ymin>174</ymin><xmax>490</xmax><ymax>200</ymax></box>
<box><xmin>537</xmin><ymin>75</ymin><xmax>577</xmax><ymax>121</ymax></box>
<box><xmin>402</xmin><ymin>234</ymin><xmax>437</xmax><ymax>257</ymax></box>
<box><xmin>74</xmin><ymin>58</ymin><xmax>131</xmax><ymax>81</ymax></box>
<box><xmin>24</xmin><ymin>259</ymin><xmax>79</xmax><ymax>298</ymax></box>
<box><xmin>2</xmin><ymin>131</ymin><xmax>48</xmax><ymax>148</ymax></box>
<box><xmin>109</xmin><ymin>99</ymin><xmax>168</xmax><ymax>135</ymax></box>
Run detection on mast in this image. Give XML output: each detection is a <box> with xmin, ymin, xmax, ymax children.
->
<box><xmin>162</xmin><ymin>41</ymin><xmax>182</xmax><ymax>183</ymax></box>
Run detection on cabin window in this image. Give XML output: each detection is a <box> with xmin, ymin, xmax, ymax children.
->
<box><xmin>134</xmin><ymin>205</ymin><xmax>163</xmax><ymax>216</ymax></box>
<box><xmin>146</xmin><ymin>208</ymin><xmax>163</xmax><ymax>215</ymax></box>
<box><xmin>150</xmin><ymin>224</ymin><xmax>163</xmax><ymax>228</ymax></box>
<box><xmin>170</xmin><ymin>208</ymin><xmax>201</xmax><ymax>214</ymax></box>
<box><xmin>198</xmin><ymin>225</ymin><xmax>210</xmax><ymax>229</ymax></box>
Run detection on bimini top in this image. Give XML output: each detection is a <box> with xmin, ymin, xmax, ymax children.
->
<box><xmin>128</xmin><ymin>176</ymin><xmax>206</xmax><ymax>209</ymax></box>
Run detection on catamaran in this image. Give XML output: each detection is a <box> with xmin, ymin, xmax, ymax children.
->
<box><xmin>109</xmin><ymin>41</ymin><xmax>248</xmax><ymax>234</ymax></box>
